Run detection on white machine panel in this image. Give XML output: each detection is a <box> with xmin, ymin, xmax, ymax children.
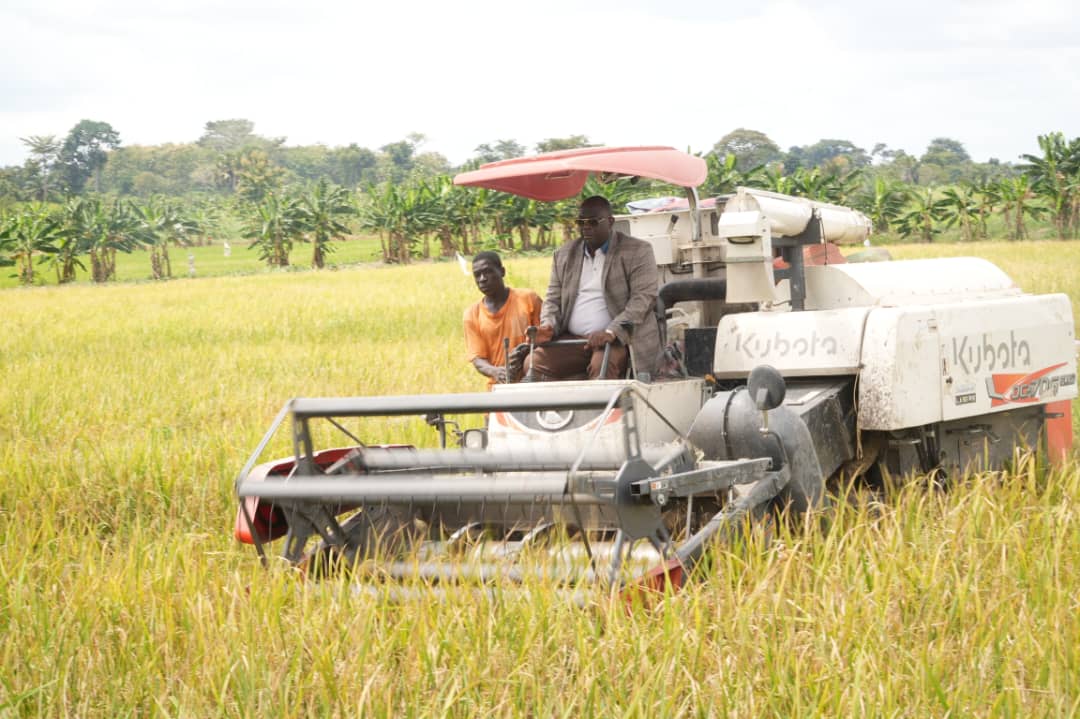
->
<box><xmin>857</xmin><ymin>294</ymin><xmax>1077</xmax><ymax>430</ymax></box>
<box><xmin>620</xmin><ymin>211</ymin><xmax>689</xmax><ymax>266</ymax></box>
<box><xmin>713</xmin><ymin>308</ymin><xmax>870</xmax><ymax>378</ymax></box>
<box><xmin>805</xmin><ymin>258</ymin><xmax>1020</xmax><ymax>310</ymax></box>
<box><xmin>937</xmin><ymin>294</ymin><xmax>1077</xmax><ymax>422</ymax></box>
<box><xmin>717</xmin><ymin>210</ymin><xmax>776</xmax><ymax>303</ymax></box>
<box><xmin>858</xmin><ymin>307</ymin><xmax>944</xmax><ymax>429</ymax></box>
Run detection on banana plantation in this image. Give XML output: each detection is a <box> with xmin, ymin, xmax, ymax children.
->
<box><xmin>2</xmin><ymin>132</ymin><xmax>1078</xmax><ymax>285</ymax></box>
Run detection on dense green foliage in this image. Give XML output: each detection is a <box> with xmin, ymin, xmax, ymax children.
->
<box><xmin>2</xmin><ymin>122</ymin><xmax>1079</xmax><ymax>284</ymax></box>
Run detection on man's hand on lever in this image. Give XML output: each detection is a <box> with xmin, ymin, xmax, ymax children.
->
<box><xmin>585</xmin><ymin>329</ymin><xmax>616</xmax><ymax>351</ymax></box>
<box><xmin>507</xmin><ymin>342</ymin><xmax>531</xmax><ymax>378</ymax></box>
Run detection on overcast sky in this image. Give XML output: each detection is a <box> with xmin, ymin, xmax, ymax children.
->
<box><xmin>2</xmin><ymin>0</ymin><xmax>1078</xmax><ymax>168</ymax></box>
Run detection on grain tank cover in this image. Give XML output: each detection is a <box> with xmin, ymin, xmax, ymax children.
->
<box><xmin>722</xmin><ymin>188</ymin><xmax>872</xmax><ymax>245</ymax></box>
<box><xmin>804</xmin><ymin>257</ymin><xmax>1020</xmax><ymax>310</ymax></box>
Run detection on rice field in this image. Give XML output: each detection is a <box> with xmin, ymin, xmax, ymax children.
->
<box><xmin>1</xmin><ymin>241</ymin><xmax>1078</xmax><ymax>717</ymax></box>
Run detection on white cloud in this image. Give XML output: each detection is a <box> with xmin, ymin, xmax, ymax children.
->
<box><xmin>0</xmin><ymin>0</ymin><xmax>1077</xmax><ymax>169</ymax></box>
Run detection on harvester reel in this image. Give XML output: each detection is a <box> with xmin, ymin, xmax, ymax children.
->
<box><xmin>237</xmin><ymin>385</ymin><xmax>793</xmax><ymax>593</ymax></box>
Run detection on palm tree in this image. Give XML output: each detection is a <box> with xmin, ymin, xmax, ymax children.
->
<box><xmin>854</xmin><ymin>177</ymin><xmax>910</xmax><ymax>234</ymax></box>
<box><xmin>134</xmin><ymin>200</ymin><xmax>169</xmax><ymax>279</ymax></box>
<box><xmin>790</xmin><ymin>167</ymin><xmax>862</xmax><ymax>205</ymax></box>
<box><xmin>461</xmin><ymin>186</ymin><xmax>498</xmax><ymax>254</ymax></box>
<box><xmin>1067</xmin><ymin>173</ymin><xmax>1080</xmax><ymax>239</ymax></box>
<box><xmin>61</xmin><ymin>198</ymin><xmax>110</xmax><ymax>282</ymax></box>
<box><xmin>0</xmin><ymin>213</ymin><xmax>11</xmax><ymax>275</ymax></box>
<box><xmin>896</xmin><ymin>188</ymin><xmax>947</xmax><ymax>243</ymax></box>
<box><xmin>969</xmin><ymin>177</ymin><xmax>1000</xmax><ymax>240</ymax></box>
<box><xmin>486</xmin><ymin>192</ymin><xmax>512</xmax><ymax>253</ymax></box>
<box><xmin>552</xmin><ymin>198</ymin><xmax>579</xmax><ymax>247</ymax></box>
<box><xmin>19</xmin><ymin>135</ymin><xmax>61</xmax><ymax>202</ymax></box>
<box><xmin>0</xmin><ymin>205</ymin><xmax>60</xmax><ymax>284</ymax></box>
<box><xmin>827</xmin><ymin>169</ymin><xmax>863</xmax><ymax>206</ymax></box>
<box><xmin>298</xmin><ymin>179</ymin><xmax>354</xmax><ymax>268</ymax></box>
<box><xmin>998</xmin><ymin>176</ymin><xmax>1045</xmax><ymax>241</ymax></box>
<box><xmin>135</xmin><ymin>198</ymin><xmax>200</xmax><ymax>279</ymax></box>
<box><xmin>532</xmin><ymin>199</ymin><xmax>562</xmax><ymax>250</ymax></box>
<box><xmin>424</xmin><ymin>175</ymin><xmax>472</xmax><ymax>258</ymax></box>
<box><xmin>49</xmin><ymin>198</ymin><xmax>96</xmax><ymax>283</ymax></box>
<box><xmin>701</xmin><ymin>153</ymin><xmax>745</xmax><ymax>197</ymax></box>
<box><xmin>757</xmin><ymin>167</ymin><xmax>795</xmax><ymax>195</ymax></box>
<box><xmin>1020</xmin><ymin>132</ymin><xmax>1080</xmax><ymax>239</ymax></box>
<box><xmin>503</xmin><ymin>194</ymin><xmax>539</xmax><ymax>251</ymax></box>
<box><xmin>940</xmin><ymin>185</ymin><xmax>979</xmax><ymax>242</ymax></box>
<box><xmin>188</xmin><ymin>199</ymin><xmax>222</xmax><ymax>246</ymax></box>
<box><xmin>98</xmin><ymin>199</ymin><xmax>143</xmax><ymax>282</ymax></box>
<box><xmin>245</xmin><ymin>193</ymin><xmax>303</xmax><ymax>267</ymax></box>
<box><xmin>358</xmin><ymin>181</ymin><xmax>440</xmax><ymax>264</ymax></box>
<box><xmin>357</xmin><ymin>184</ymin><xmax>403</xmax><ymax>262</ymax></box>
<box><xmin>403</xmin><ymin>181</ymin><xmax>441</xmax><ymax>260</ymax></box>
<box><xmin>790</xmin><ymin>168</ymin><xmax>831</xmax><ymax>201</ymax></box>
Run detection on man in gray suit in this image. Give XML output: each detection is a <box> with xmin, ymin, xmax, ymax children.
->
<box><xmin>527</xmin><ymin>196</ymin><xmax>660</xmax><ymax>381</ymax></box>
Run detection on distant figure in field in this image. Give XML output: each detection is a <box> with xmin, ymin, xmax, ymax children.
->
<box><xmin>223</xmin><ymin>240</ymin><xmax>231</xmax><ymax>257</ymax></box>
<box><xmin>463</xmin><ymin>251</ymin><xmax>542</xmax><ymax>388</ymax></box>
<box><xmin>526</xmin><ymin>196</ymin><xmax>660</xmax><ymax>381</ymax></box>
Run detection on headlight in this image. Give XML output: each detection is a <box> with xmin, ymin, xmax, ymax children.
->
<box><xmin>462</xmin><ymin>428</ymin><xmax>487</xmax><ymax>449</ymax></box>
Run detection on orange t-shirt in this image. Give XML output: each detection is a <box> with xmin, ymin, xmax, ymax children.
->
<box><xmin>463</xmin><ymin>287</ymin><xmax>542</xmax><ymax>386</ymax></box>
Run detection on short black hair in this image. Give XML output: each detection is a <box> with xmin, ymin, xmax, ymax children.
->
<box><xmin>473</xmin><ymin>250</ymin><xmax>503</xmax><ymax>269</ymax></box>
<box><xmin>580</xmin><ymin>195</ymin><xmax>613</xmax><ymax>216</ymax></box>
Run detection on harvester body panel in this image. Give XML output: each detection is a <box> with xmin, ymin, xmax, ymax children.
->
<box><xmin>857</xmin><ymin>294</ymin><xmax>1076</xmax><ymax>429</ymax></box>
<box><xmin>713</xmin><ymin>308</ymin><xmax>869</xmax><ymax>378</ymax></box>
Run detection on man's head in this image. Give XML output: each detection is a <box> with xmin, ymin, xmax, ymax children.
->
<box><xmin>472</xmin><ymin>251</ymin><xmax>506</xmax><ymax>298</ymax></box>
<box><xmin>577</xmin><ymin>196</ymin><xmax>614</xmax><ymax>253</ymax></box>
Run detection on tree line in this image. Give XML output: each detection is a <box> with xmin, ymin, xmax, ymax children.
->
<box><xmin>2</xmin><ymin>120</ymin><xmax>454</xmax><ymax>201</ymax></box>
<box><xmin>1</xmin><ymin>120</ymin><xmax>1078</xmax><ymax>284</ymax></box>
<box><xmin>358</xmin><ymin>129</ymin><xmax>1080</xmax><ymax>261</ymax></box>
<box><xmin>0</xmin><ymin>180</ymin><xmax>357</xmax><ymax>285</ymax></box>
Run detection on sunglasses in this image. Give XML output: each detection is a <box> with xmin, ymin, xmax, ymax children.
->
<box><xmin>574</xmin><ymin>217</ymin><xmax>609</xmax><ymax>228</ymax></box>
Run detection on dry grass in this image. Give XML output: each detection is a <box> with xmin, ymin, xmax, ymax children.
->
<box><xmin>1</xmin><ymin>243</ymin><xmax>1078</xmax><ymax>717</ymax></box>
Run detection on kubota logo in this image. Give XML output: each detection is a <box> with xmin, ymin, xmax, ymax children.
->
<box><xmin>733</xmin><ymin>330</ymin><xmax>838</xmax><ymax>360</ymax></box>
<box><xmin>985</xmin><ymin>363</ymin><xmax>1076</xmax><ymax>407</ymax></box>
<box><xmin>952</xmin><ymin>331</ymin><xmax>1031</xmax><ymax>374</ymax></box>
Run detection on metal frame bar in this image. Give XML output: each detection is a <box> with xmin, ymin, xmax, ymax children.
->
<box><xmin>630</xmin><ymin>458</ymin><xmax>771</xmax><ymax>506</ymax></box>
<box><xmin>240</xmin><ymin>474</ymin><xmax>607</xmax><ymax>504</ymax></box>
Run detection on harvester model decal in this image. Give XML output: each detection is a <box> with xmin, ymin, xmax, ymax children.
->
<box><xmin>986</xmin><ymin>363</ymin><xmax>1075</xmax><ymax>407</ymax></box>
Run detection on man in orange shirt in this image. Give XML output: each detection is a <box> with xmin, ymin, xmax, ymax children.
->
<box><xmin>463</xmin><ymin>251</ymin><xmax>542</xmax><ymax>387</ymax></box>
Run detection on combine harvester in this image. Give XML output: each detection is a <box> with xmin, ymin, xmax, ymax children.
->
<box><xmin>235</xmin><ymin>147</ymin><xmax>1076</xmax><ymax>595</ymax></box>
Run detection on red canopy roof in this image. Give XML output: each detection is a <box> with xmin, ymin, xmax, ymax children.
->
<box><xmin>452</xmin><ymin>146</ymin><xmax>706</xmax><ymax>201</ymax></box>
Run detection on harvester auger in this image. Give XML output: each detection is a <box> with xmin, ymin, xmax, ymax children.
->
<box><xmin>236</xmin><ymin>146</ymin><xmax>1077</xmax><ymax>597</ymax></box>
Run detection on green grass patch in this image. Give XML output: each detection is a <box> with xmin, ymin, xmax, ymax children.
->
<box><xmin>0</xmin><ymin>234</ymin><xmax>386</xmax><ymax>290</ymax></box>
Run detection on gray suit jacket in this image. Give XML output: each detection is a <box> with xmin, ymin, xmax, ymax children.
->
<box><xmin>540</xmin><ymin>231</ymin><xmax>661</xmax><ymax>376</ymax></box>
